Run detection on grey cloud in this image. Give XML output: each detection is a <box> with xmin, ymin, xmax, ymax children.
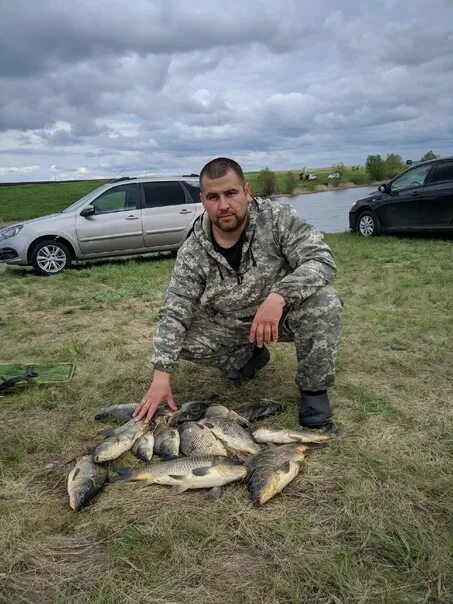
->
<box><xmin>0</xmin><ymin>0</ymin><xmax>452</xmax><ymax>182</ymax></box>
<box><xmin>0</xmin><ymin>0</ymin><xmax>305</xmax><ymax>78</ymax></box>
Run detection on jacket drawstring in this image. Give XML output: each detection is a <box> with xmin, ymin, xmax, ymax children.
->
<box><xmin>214</xmin><ymin>258</ymin><xmax>224</xmax><ymax>280</ymax></box>
<box><xmin>249</xmin><ymin>234</ymin><xmax>257</xmax><ymax>267</ymax></box>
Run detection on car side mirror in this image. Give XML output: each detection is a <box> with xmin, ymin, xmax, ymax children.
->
<box><xmin>80</xmin><ymin>205</ymin><xmax>95</xmax><ymax>217</ymax></box>
<box><xmin>378</xmin><ymin>184</ymin><xmax>387</xmax><ymax>193</ymax></box>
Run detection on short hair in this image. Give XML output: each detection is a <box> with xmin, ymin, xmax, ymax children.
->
<box><xmin>200</xmin><ymin>157</ymin><xmax>246</xmax><ymax>190</ymax></box>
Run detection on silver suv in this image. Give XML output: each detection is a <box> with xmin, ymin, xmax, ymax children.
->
<box><xmin>0</xmin><ymin>176</ymin><xmax>202</xmax><ymax>275</ymax></box>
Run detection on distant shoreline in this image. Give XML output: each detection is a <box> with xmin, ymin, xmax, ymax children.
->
<box><xmin>273</xmin><ymin>181</ymin><xmax>382</xmax><ymax>198</ymax></box>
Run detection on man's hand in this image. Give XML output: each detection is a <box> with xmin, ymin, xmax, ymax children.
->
<box><xmin>133</xmin><ymin>370</ymin><xmax>177</xmax><ymax>423</ymax></box>
<box><xmin>249</xmin><ymin>292</ymin><xmax>286</xmax><ymax>347</ymax></box>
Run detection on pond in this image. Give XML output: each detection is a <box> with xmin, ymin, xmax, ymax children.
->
<box><xmin>278</xmin><ymin>186</ymin><xmax>377</xmax><ymax>233</ymax></box>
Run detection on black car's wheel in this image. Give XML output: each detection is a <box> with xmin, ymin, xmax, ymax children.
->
<box><xmin>31</xmin><ymin>239</ymin><xmax>72</xmax><ymax>275</ymax></box>
<box><xmin>357</xmin><ymin>211</ymin><xmax>379</xmax><ymax>237</ymax></box>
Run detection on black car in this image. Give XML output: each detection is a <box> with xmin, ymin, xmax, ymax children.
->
<box><xmin>349</xmin><ymin>157</ymin><xmax>453</xmax><ymax>236</ymax></box>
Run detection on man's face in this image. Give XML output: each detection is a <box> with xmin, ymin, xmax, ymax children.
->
<box><xmin>200</xmin><ymin>170</ymin><xmax>251</xmax><ymax>233</ymax></box>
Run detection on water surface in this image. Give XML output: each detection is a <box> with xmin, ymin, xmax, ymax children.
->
<box><xmin>279</xmin><ymin>186</ymin><xmax>377</xmax><ymax>233</ymax></box>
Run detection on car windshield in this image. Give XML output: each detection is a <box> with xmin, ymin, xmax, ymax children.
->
<box><xmin>390</xmin><ymin>164</ymin><xmax>431</xmax><ymax>193</ymax></box>
<box><xmin>61</xmin><ymin>184</ymin><xmax>109</xmax><ymax>213</ymax></box>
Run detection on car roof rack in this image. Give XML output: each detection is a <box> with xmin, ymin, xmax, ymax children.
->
<box><xmin>109</xmin><ymin>176</ymin><xmax>132</xmax><ymax>183</ymax></box>
<box><xmin>137</xmin><ymin>173</ymin><xmax>199</xmax><ymax>179</ymax></box>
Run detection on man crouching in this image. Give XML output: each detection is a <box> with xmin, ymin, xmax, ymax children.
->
<box><xmin>134</xmin><ymin>157</ymin><xmax>342</xmax><ymax>428</ymax></box>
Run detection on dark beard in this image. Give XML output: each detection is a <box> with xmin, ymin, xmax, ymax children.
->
<box><xmin>214</xmin><ymin>211</ymin><xmax>247</xmax><ymax>232</ymax></box>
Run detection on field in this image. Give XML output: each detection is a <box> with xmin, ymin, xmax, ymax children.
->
<box><xmin>1</xmin><ymin>228</ymin><xmax>452</xmax><ymax>603</ymax></box>
<box><xmin>0</xmin><ymin>181</ymin><xmax>107</xmax><ymax>225</ymax></box>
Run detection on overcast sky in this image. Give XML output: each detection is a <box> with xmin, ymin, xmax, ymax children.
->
<box><xmin>1</xmin><ymin>0</ymin><xmax>452</xmax><ymax>182</ymax></box>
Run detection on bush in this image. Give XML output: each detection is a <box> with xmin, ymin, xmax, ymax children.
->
<box><xmin>283</xmin><ymin>171</ymin><xmax>298</xmax><ymax>194</ymax></box>
<box><xmin>383</xmin><ymin>153</ymin><xmax>404</xmax><ymax>178</ymax></box>
<box><xmin>350</xmin><ymin>172</ymin><xmax>367</xmax><ymax>185</ymax></box>
<box><xmin>420</xmin><ymin>150</ymin><xmax>440</xmax><ymax>162</ymax></box>
<box><xmin>257</xmin><ymin>168</ymin><xmax>277</xmax><ymax>197</ymax></box>
<box><xmin>366</xmin><ymin>155</ymin><xmax>385</xmax><ymax>180</ymax></box>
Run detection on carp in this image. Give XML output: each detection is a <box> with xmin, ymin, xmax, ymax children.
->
<box><xmin>110</xmin><ymin>455</ymin><xmax>246</xmax><ymax>495</ymax></box>
<box><xmin>246</xmin><ymin>444</ymin><xmax>308</xmax><ymax>505</ymax></box>
<box><xmin>236</xmin><ymin>399</ymin><xmax>284</xmax><ymax>422</ymax></box>
<box><xmin>93</xmin><ymin>419</ymin><xmax>148</xmax><ymax>463</ymax></box>
<box><xmin>131</xmin><ymin>432</ymin><xmax>155</xmax><ymax>462</ymax></box>
<box><xmin>168</xmin><ymin>401</ymin><xmax>210</xmax><ymax>426</ymax></box>
<box><xmin>179</xmin><ymin>421</ymin><xmax>228</xmax><ymax>457</ymax></box>
<box><xmin>205</xmin><ymin>405</ymin><xmax>250</xmax><ymax>427</ymax></box>
<box><xmin>67</xmin><ymin>455</ymin><xmax>107</xmax><ymax>511</ymax></box>
<box><xmin>252</xmin><ymin>426</ymin><xmax>330</xmax><ymax>445</ymax></box>
<box><xmin>199</xmin><ymin>417</ymin><xmax>261</xmax><ymax>457</ymax></box>
<box><xmin>153</xmin><ymin>414</ymin><xmax>180</xmax><ymax>460</ymax></box>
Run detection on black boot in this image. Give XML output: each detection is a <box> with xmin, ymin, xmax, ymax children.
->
<box><xmin>299</xmin><ymin>390</ymin><xmax>332</xmax><ymax>428</ymax></box>
<box><xmin>227</xmin><ymin>345</ymin><xmax>270</xmax><ymax>383</ymax></box>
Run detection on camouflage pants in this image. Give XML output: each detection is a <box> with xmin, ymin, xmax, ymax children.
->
<box><xmin>179</xmin><ymin>285</ymin><xmax>343</xmax><ymax>391</ymax></box>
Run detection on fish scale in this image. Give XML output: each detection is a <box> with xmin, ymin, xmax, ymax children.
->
<box><xmin>199</xmin><ymin>416</ymin><xmax>262</xmax><ymax>456</ymax></box>
<box><xmin>179</xmin><ymin>421</ymin><xmax>228</xmax><ymax>456</ymax></box>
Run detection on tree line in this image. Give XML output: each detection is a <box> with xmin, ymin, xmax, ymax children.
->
<box><xmin>365</xmin><ymin>150</ymin><xmax>440</xmax><ymax>181</ymax></box>
<box><xmin>253</xmin><ymin>150</ymin><xmax>441</xmax><ymax>196</ymax></box>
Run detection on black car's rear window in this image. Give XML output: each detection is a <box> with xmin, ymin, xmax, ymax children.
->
<box><xmin>429</xmin><ymin>161</ymin><xmax>453</xmax><ymax>184</ymax></box>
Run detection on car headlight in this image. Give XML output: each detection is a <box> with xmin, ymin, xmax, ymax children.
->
<box><xmin>350</xmin><ymin>202</ymin><xmax>358</xmax><ymax>211</ymax></box>
<box><xmin>0</xmin><ymin>224</ymin><xmax>23</xmax><ymax>242</ymax></box>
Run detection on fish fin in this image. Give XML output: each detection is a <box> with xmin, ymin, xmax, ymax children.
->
<box><xmin>238</xmin><ymin>418</ymin><xmax>251</xmax><ymax>428</ymax></box>
<box><xmin>203</xmin><ymin>422</ymin><xmax>214</xmax><ymax>429</ymax></box>
<box><xmin>194</xmin><ymin>422</ymin><xmax>207</xmax><ymax>430</ymax></box>
<box><xmin>108</xmin><ymin>469</ymin><xmax>131</xmax><ymax>483</ymax></box>
<box><xmin>71</xmin><ymin>468</ymin><xmax>81</xmax><ymax>480</ymax></box>
<box><xmin>170</xmin><ymin>484</ymin><xmax>188</xmax><ymax>495</ymax></box>
<box><xmin>168</xmin><ymin>474</ymin><xmax>184</xmax><ymax>480</ymax></box>
<box><xmin>207</xmin><ymin>486</ymin><xmax>222</xmax><ymax>501</ymax></box>
<box><xmin>192</xmin><ymin>466</ymin><xmax>213</xmax><ymax>476</ymax></box>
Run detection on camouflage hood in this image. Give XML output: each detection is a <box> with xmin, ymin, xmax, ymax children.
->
<box><xmin>152</xmin><ymin>197</ymin><xmax>337</xmax><ymax>373</ymax></box>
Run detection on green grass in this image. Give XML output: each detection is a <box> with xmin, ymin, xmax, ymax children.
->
<box><xmin>0</xmin><ymin>233</ymin><xmax>452</xmax><ymax>603</ymax></box>
<box><xmin>0</xmin><ymin>180</ymin><xmax>106</xmax><ymax>223</ymax></box>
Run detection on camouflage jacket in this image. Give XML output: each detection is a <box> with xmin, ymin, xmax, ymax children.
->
<box><xmin>152</xmin><ymin>197</ymin><xmax>337</xmax><ymax>373</ymax></box>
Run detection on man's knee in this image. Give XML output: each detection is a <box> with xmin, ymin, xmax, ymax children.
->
<box><xmin>280</xmin><ymin>285</ymin><xmax>342</xmax><ymax>340</ymax></box>
<box><xmin>303</xmin><ymin>285</ymin><xmax>343</xmax><ymax>320</ymax></box>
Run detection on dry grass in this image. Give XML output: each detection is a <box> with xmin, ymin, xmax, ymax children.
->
<box><xmin>1</xmin><ymin>234</ymin><xmax>452</xmax><ymax>603</ymax></box>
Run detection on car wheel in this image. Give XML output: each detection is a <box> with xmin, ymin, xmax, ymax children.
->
<box><xmin>357</xmin><ymin>211</ymin><xmax>379</xmax><ymax>237</ymax></box>
<box><xmin>31</xmin><ymin>239</ymin><xmax>72</xmax><ymax>275</ymax></box>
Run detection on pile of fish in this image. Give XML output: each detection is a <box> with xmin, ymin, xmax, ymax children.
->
<box><xmin>67</xmin><ymin>399</ymin><xmax>330</xmax><ymax>511</ymax></box>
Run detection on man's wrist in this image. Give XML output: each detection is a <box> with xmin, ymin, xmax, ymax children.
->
<box><xmin>268</xmin><ymin>292</ymin><xmax>286</xmax><ymax>307</ymax></box>
<box><xmin>153</xmin><ymin>369</ymin><xmax>171</xmax><ymax>382</ymax></box>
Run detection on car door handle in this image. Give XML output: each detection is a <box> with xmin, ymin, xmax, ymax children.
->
<box><xmin>179</xmin><ymin>209</ymin><xmax>193</xmax><ymax>214</ymax></box>
<box><xmin>411</xmin><ymin>191</ymin><xmax>421</xmax><ymax>197</ymax></box>
<box><xmin>125</xmin><ymin>215</ymin><xmax>139</xmax><ymax>220</ymax></box>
